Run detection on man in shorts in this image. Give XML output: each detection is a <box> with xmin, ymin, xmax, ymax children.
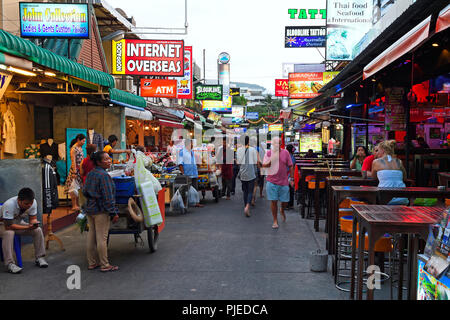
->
<box><xmin>262</xmin><ymin>137</ymin><xmax>294</xmax><ymax>229</ymax></box>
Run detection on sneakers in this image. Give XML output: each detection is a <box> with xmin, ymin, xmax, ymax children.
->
<box><xmin>35</xmin><ymin>257</ymin><xmax>49</xmax><ymax>268</ymax></box>
<box><xmin>7</xmin><ymin>263</ymin><xmax>22</xmax><ymax>274</ymax></box>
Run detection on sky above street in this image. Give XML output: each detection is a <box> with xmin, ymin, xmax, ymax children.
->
<box><xmin>106</xmin><ymin>0</ymin><xmax>327</xmax><ymax>94</ymax></box>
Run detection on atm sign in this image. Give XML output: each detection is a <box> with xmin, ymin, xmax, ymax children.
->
<box><xmin>140</xmin><ymin>79</ymin><xmax>177</xmax><ymax>98</ymax></box>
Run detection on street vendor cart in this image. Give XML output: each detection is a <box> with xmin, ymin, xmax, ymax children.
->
<box><xmin>194</xmin><ymin>146</ymin><xmax>221</xmax><ymax>203</ymax></box>
<box><xmin>107</xmin><ymin>175</ymin><xmax>165</xmax><ymax>253</ymax></box>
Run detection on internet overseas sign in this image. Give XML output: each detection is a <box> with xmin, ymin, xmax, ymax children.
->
<box><xmin>19</xmin><ymin>2</ymin><xmax>89</xmax><ymax>38</ymax></box>
<box><xmin>194</xmin><ymin>85</ymin><xmax>223</xmax><ymax>101</ymax></box>
<box><xmin>285</xmin><ymin>26</ymin><xmax>326</xmax><ymax>48</ymax></box>
<box><xmin>112</xmin><ymin>39</ymin><xmax>184</xmax><ymax>76</ymax></box>
<box><xmin>326</xmin><ymin>0</ymin><xmax>373</xmax><ymax>61</ymax></box>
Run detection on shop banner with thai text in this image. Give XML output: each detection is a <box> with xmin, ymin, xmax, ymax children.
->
<box><xmin>140</xmin><ymin>79</ymin><xmax>177</xmax><ymax>98</ymax></box>
<box><xmin>275</xmin><ymin>79</ymin><xmax>289</xmax><ymax>97</ymax></box>
<box><xmin>19</xmin><ymin>2</ymin><xmax>89</xmax><ymax>38</ymax></box>
<box><xmin>112</xmin><ymin>39</ymin><xmax>184</xmax><ymax>76</ymax></box>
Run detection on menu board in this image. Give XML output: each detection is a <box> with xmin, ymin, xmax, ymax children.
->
<box><xmin>300</xmin><ymin>133</ymin><xmax>322</xmax><ymax>152</ymax></box>
<box><xmin>385</xmin><ymin>87</ymin><xmax>406</xmax><ymax>131</ymax></box>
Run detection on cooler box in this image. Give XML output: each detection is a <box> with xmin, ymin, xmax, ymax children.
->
<box><xmin>113</xmin><ymin>176</ymin><xmax>136</xmax><ymax>204</ymax></box>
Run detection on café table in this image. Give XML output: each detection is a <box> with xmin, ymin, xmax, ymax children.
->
<box><xmin>438</xmin><ymin>172</ymin><xmax>450</xmax><ymax>188</ymax></box>
<box><xmin>312</xmin><ymin>168</ymin><xmax>361</xmax><ymax>232</ymax></box>
<box><xmin>350</xmin><ymin>204</ymin><xmax>443</xmax><ymax>300</ymax></box>
<box><xmin>326</xmin><ymin>178</ymin><xmax>378</xmax><ymax>253</ymax></box>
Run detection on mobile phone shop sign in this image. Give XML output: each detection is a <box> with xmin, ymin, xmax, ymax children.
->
<box><xmin>112</xmin><ymin>39</ymin><xmax>184</xmax><ymax>76</ymax></box>
<box><xmin>20</xmin><ymin>3</ymin><xmax>89</xmax><ymax>39</ymax></box>
<box><xmin>194</xmin><ymin>85</ymin><xmax>223</xmax><ymax>101</ymax></box>
<box><xmin>285</xmin><ymin>27</ymin><xmax>326</xmax><ymax>48</ymax></box>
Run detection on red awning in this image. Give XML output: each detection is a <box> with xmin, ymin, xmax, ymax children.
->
<box><xmin>184</xmin><ymin>111</ymin><xmax>195</xmax><ymax>119</ymax></box>
<box><xmin>363</xmin><ymin>15</ymin><xmax>431</xmax><ymax>80</ymax></box>
<box><xmin>158</xmin><ymin>119</ymin><xmax>184</xmax><ymax>129</ymax></box>
<box><xmin>436</xmin><ymin>4</ymin><xmax>450</xmax><ymax>34</ymax></box>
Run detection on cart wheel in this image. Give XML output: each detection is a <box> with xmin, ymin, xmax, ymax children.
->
<box><xmin>214</xmin><ymin>188</ymin><xmax>220</xmax><ymax>203</ymax></box>
<box><xmin>147</xmin><ymin>225</ymin><xmax>159</xmax><ymax>253</ymax></box>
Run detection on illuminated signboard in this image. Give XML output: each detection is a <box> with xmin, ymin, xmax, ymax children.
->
<box><xmin>275</xmin><ymin>79</ymin><xmax>289</xmax><ymax>97</ymax></box>
<box><xmin>288</xmin><ymin>72</ymin><xmax>339</xmax><ymax>99</ymax></box>
<box><xmin>202</xmin><ymin>97</ymin><xmax>232</xmax><ymax>113</ymax></box>
<box><xmin>285</xmin><ymin>26</ymin><xmax>326</xmax><ymax>48</ymax></box>
<box><xmin>326</xmin><ymin>0</ymin><xmax>373</xmax><ymax>61</ymax></box>
<box><xmin>230</xmin><ymin>88</ymin><xmax>240</xmax><ymax>96</ymax></box>
<box><xmin>195</xmin><ymin>85</ymin><xmax>223</xmax><ymax>101</ymax></box>
<box><xmin>287</xmin><ymin>8</ymin><xmax>327</xmax><ymax>19</ymax></box>
<box><xmin>269</xmin><ymin>124</ymin><xmax>283</xmax><ymax>132</ymax></box>
<box><xmin>112</xmin><ymin>39</ymin><xmax>184</xmax><ymax>76</ymax></box>
<box><xmin>140</xmin><ymin>79</ymin><xmax>177</xmax><ymax>98</ymax></box>
<box><xmin>19</xmin><ymin>2</ymin><xmax>89</xmax><ymax>38</ymax></box>
<box><xmin>246</xmin><ymin>112</ymin><xmax>259</xmax><ymax>120</ymax></box>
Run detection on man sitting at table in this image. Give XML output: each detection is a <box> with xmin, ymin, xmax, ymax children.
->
<box><xmin>361</xmin><ymin>143</ymin><xmax>381</xmax><ymax>179</ymax></box>
<box><xmin>0</xmin><ymin>188</ymin><xmax>48</xmax><ymax>274</ymax></box>
<box><xmin>304</xmin><ymin>149</ymin><xmax>317</xmax><ymax>158</ymax></box>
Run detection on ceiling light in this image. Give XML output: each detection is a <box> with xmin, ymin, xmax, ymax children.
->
<box><xmin>44</xmin><ymin>71</ymin><xmax>56</xmax><ymax>77</ymax></box>
<box><xmin>145</xmin><ymin>126</ymin><xmax>149</xmax><ymax>130</ymax></box>
<box><xmin>371</xmin><ymin>78</ymin><xmax>376</xmax><ymax>82</ymax></box>
<box><xmin>7</xmin><ymin>66</ymin><xmax>36</xmax><ymax>77</ymax></box>
<box><xmin>432</xmin><ymin>43</ymin><xmax>439</xmax><ymax>47</ymax></box>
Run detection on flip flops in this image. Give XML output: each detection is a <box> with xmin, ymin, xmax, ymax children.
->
<box><xmin>100</xmin><ymin>265</ymin><xmax>119</xmax><ymax>272</ymax></box>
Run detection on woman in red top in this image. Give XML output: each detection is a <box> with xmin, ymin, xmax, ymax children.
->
<box><xmin>80</xmin><ymin>144</ymin><xmax>97</xmax><ymax>185</ymax></box>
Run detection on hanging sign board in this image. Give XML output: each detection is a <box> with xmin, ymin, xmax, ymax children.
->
<box><xmin>19</xmin><ymin>2</ymin><xmax>89</xmax><ymax>39</ymax></box>
<box><xmin>285</xmin><ymin>26</ymin><xmax>327</xmax><ymax>48</ymax></box>
<box><xmin>112</xmin><ymin>39</ymin><xmax>184</xmax><ymax>76</ymax></box>
<box><xmin>169</xmin><ymin>46</ymin><xmax>193</xmax><ymax>99</ymax></box>
<box><xmin>275</xmin><ymin>79</ymin><xmax>289</xmax><ymax>97</ymax></box>
<box><xmin>0</xmin><ymin>71</ymin><xmax>13</xmax><ymax>100</ymax></box>
<box><xmin>230</xmin><ymin>88</ymin><xmax>240</xmax><ymax>96</ymax></box>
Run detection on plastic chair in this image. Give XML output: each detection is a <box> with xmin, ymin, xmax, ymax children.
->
<box><xmin>0</xmin><ymin>234</ymin><xmax>23</xmax><ymax>268</ymax></box>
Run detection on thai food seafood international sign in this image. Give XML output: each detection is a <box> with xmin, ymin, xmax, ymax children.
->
<box><xmin>19</xmin><ymin>3</ymin><xmax>89</xmax><ymax>38</ymax></box>
<box><xmin>112</xmin><ymin>39</ymin><xmax>184</xmax><ymax>76</ymax></box>
<box><xmin>326</xmin><ymin>0</ymin><xmax>373</xmax><ymax>61</ymax></box>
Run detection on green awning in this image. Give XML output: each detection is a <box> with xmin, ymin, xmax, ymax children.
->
<box><xmin>109</xmin><ymin>88</ymin><xmax>146</xmax><ymax>109</ymax></box>
<box><xmin>0</xmin><ymin>29</ymin><xmax>114</xmax><ymax>88</ymax></box>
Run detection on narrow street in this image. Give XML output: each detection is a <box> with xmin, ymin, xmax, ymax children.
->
<box><xmin>0</xmin><ymin>184</ymin><xmax>346</xmax><ymax>300</ymax></box>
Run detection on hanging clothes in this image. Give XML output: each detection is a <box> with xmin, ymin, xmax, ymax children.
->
<box><xmin>2</xmin><ymin>109</ymin><xmax>17</xmax><ymax>154</ymax></box>
<box><xmin>40</xmin><ymin>142</ymin><xmax>59</xmax><ymax>161</ymax></box>
<box><xmin>58</xmin><ymin>142</ymin><xmax>66</xmax><ymax>161</ymax></box>
<box><xmin>42</xmin><ymin>158</ymin><xmax>59</xmax><ymax>213</ymax></box>
<box><xmin>86</xmin><ymin>131</ymin><xmax>104</xmax><ymax>152</ymax></box>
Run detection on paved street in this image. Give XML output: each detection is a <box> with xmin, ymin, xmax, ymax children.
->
<box><xmin>0</xmin><ymin>184</ymin><xmax>346</xmax><ymax>300</ymax></box>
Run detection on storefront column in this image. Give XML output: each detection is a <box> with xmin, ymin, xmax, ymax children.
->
<box><xmin>120</xmin><ymin>107</ymin><xmax>126</xmax><ymax>152</ymax></box>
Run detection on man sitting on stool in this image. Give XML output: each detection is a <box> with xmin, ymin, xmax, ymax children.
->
<box><xmin>0</xmin><ymin>188</ymin><xmax>48</xmax><ymax>274</ymax></box>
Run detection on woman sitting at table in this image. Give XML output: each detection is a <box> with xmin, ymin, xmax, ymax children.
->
<box><xmin>350</xmin><ymin>146</ymin><xmax>369</xmax><ymax>171</ymax></box>
<box><xmin>371</xmin><ymin>140</ymin><xmax>409</xmax><ymax>205</ymax></box>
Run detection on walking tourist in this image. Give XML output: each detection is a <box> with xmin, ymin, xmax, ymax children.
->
<box><xmin>350</xmin><ymin>146</ymin><xmax>369</xmax><ymax>171</ymax></box>
<box><xmin>252</xmin><ymin>139</ymin><xmax>266</xmax><ymax>205</ymax></box>
<box><xmin>262</xmin><ymin>137</ymin><xmax>294</xmax><ymax>229</ymax></box>
<box><xmin>65</xmin><ymin>134</ymin><xmax>86</xmax><ymax>212</ymax></box>
<box><xmin>0</xmin><ymin>188</ymin><xmax>48</xmax><ymax>274</ymax></box>
<box><xmin>371</xmin><ymin>140</ymin><xmax>409</xmax><ymax>205</ymax></box>
<box><xmin>82</xmin><ymin>151</ymin><xmax>120</xmax><ymax>272</ymax></box>
<box><xmin>236</xmin><ymin>136</ymin><xmax>260</xmax><ymax>217</ymax></box>
<box><xmin>216</xmin><ymin>138</ymin><xmax>233</xmax><ymax>200</ymax></box>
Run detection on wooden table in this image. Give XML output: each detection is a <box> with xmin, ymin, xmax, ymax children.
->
<box><xmin>438</xmin><ymin>172</ymin><xmax>450</xmax><ymax>188</ymax></box>
<box><xmin>326</xmin><ymin>178</ymin><xmax>378</xmax><ymax>253</ymax></box>
<box><xmin>313</xmin><ymin>169</ymin><xmax>361</xmax><ymax>232</ymax></box>
<box><xmin>378</xmin><ymin>187</ymin><xmax>450</xmax><ymax>205</ymax></box>
<box><xmin>350</xmin><ymin>205</ymin><xmax>443</xmax><ymax>300</ymax></box>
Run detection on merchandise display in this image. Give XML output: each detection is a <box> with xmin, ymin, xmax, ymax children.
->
<box><xmin>2</xmin><ymin>107</ymin><xmax>17</xmax><ymax>154</ymax></box>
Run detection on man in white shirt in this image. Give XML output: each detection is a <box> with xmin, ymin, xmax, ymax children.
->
<box><xmin>0</xmin><ymin>188</ymin><xmax>48</xmax><ymax>274</ymax></box>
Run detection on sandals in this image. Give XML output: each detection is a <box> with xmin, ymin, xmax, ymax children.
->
<box><xmin>88</xmin><ymin>264</ymin><xmax>100</xmax><ymax>270</ymax></box>
<box><xmin>272</xmin><ymin>223</ymin><xmax>279</xmax><ymax>229</ymax></box>
<box><xmin>100</xmin><ymin>265</ymin><xmax>119</xmax><ymax>272</ymax></box>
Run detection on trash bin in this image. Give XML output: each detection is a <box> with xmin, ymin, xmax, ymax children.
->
<box><xmin>310</xmin><ymin>249</ymin><xmax>328</xmax><ymax>272</ymax></box>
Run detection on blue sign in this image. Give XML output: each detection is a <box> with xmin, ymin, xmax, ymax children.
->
<box><xmin>285</xmin><ymin>27</ymin><xmax>326</xmax><ymax>48</ymax></box>
<box><xmin>246</xmin><ymin>112</ymin><xmax>259</xmax><ymax>120</ymax></box>
<box><xmin>20</xmin><ymin>3</ymin><xmax>90</xmax><ymax>39</ymax></box>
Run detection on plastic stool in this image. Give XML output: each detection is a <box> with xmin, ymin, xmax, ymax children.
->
<box><xmin>0</xmin><ymin>235</ymin><xmax>23</xmax><ymax>268</ymax></box>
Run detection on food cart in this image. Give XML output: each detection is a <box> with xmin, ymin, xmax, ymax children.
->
<box><xmin>194</xmin><ymin>146</ymin><xmax>221</xmax><ymax>202</ymax></box>
<box><xmin>107</xmin><ymin>174</ymin><xmax>165</xmax><ymax>253</ymax></box>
